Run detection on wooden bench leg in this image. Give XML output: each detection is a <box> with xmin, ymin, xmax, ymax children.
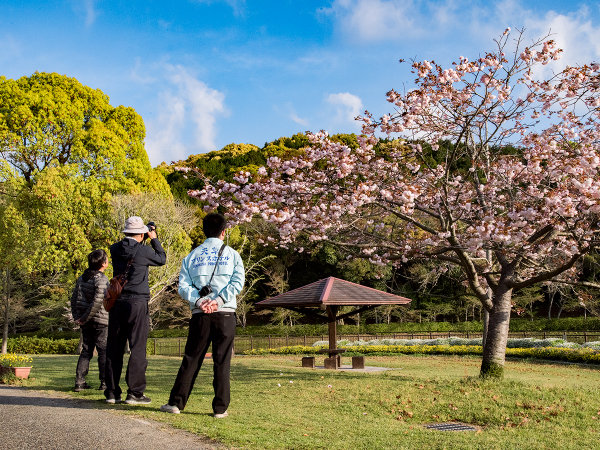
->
<box><xmin>302</xmin><ymin>356</ymin><xmax>315</xmax><ymax>368</ymax></box>
<box><xmin>324</xmin><ymin>356</ymin><xmax>339</xmax><ymax>369</ymax></box>
<box><xmin>352</xmin><ymin>356</ymin><xmax>365</xmax><ymax>369</ymax></box>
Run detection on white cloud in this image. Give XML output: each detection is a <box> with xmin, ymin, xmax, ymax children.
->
<box><xmin>144</xmin><ymin>64</ymin><xmax>227</xmax><ymax>165</ymax></box>
<box><xmin>322</xmin><ymin>0</ymin><xmax>600</xmax><ymax>57</ymax></box>
<box><xmin>523</xmin><ymin>7</ymin><xmax>600</xmax><ymax>67</ymax></box>
<box><xmin>290</xmin><ymin>112</ymin><xmax>309</xmax><ymax>127</ymax></box>
<box><xmin>70</xmin><ymin>0</ymin><xmax>98</xmax><ymax>27</ymax></box>
<box><xmin>83</xmin><ymin>0</ymin><xmax>97</xmax><ymax>26</ymax></box>
<box><xmin>285</xmin><ymin>103</ymin><xmax>309</xmax><ymax>127</ymax></box>
<box><xmin>326</xmin><ymin>92</ymin><xmax>363</xmax><ymax>125</ymax></box>
<box><xmin>146</xmin><ymin>92</ymin><xmax>188</xmax><ymax>164</ymax></box>
<box><xmin>323</xmin><ymin>0</ymin><xmax>417</xmax><ymax>41</ymax></box>
<box><xmin>471</xmin><ymin>2</ymin><xmax>600</xmax><ymax>74</ymax></box>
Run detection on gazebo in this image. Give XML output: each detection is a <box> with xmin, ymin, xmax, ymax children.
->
<box><xmin>256</xmin><ymin>277</ymin><xmax>412</xmax><ymax>369</ymax></box>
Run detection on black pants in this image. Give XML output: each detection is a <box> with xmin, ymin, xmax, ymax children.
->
<box><xmin>168</xmin><ymin>312</ymin><xmax>236</xmax><ymax>413</ymax></box>
<box><xmin>105</xmin><ymin>298</ymin><xmax>149</xmax><ymax>398</ymax></box>
<box><xmin>75</xmin><ymin>322</ymin><xmax>107</xmax><ymax>385</ymax></box>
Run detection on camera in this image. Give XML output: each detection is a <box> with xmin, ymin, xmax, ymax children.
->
<box><xmin>144</xmin><ymin>221</ymin><xmax>156</xmax><ymax>240</ymax></box>
<box><xmin>199</xmin><ymin>284</ymin><xmax>213</xmax><ymax>297</ymax></box>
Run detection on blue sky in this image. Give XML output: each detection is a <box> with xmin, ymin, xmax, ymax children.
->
<box><xmin>2</xmin><ymin>0</ymin><xmax>600</xmax><ymax>165</ymax></box>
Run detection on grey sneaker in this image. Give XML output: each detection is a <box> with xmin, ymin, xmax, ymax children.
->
<box><xmin>214</xmin><ymin>410</ymin><xmax>228</xmax><ymax>419</ymax></box>
<box><xmin>160</xmin><ymin>404</ymin><xmax>181</xmax><ymax>414</ymax></box>
<box><xmin>124</xmin><ymin>393</ymin><xmax>152</xmax><ymax>405</ymax></box>
<box><xmin>105</xmin><ymin>395</ymin><xmax>122</xmax><ymax>404</ymax></box>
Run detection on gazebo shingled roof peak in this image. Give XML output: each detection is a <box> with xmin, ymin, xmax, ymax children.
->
<box><xmin>256</xmin><ymin>276</ymin><xmax>412</xmax><ymax>308</ymax></box>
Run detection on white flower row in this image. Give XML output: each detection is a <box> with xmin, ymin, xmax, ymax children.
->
<box><xmin>312</xmin><ymin>337</ymin><xmax>600</xmax><ymax>350</ymax></box>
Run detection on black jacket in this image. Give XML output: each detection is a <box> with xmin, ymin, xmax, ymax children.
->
<box><xmin>70</xmin><ymin>270</ymin><xmax>109</xmax><ymax>326</ymax></box>
<box><xmin>109</xmin><ymin>237</ymin><xmax>166</xmax><ymax>300</ymax></box>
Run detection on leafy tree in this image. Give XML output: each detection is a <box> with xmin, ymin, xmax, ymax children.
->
<box><xmin>0</xmin><ymin>163</ymin><xmax>31</xmax><ymax>352</ymax></box>
<box><xmin>195</xmin><ymin>30</ymin><xmax>600</xmax><ymax>377</ymax></box>
<box><xmin>0</xmin><ymin>72</ymin><xmax>169</xmax><ymax>194</ymax></box>
<box><xmin>107</xmin><ymin>193</ymin><xmax>195</xmax><ymax>328</ymax></box>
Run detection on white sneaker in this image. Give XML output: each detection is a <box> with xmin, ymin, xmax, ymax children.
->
<box><xmin>214</xmin><ymin>410</ymin><xmax>228</xmax><ymax>419</ymax></box>
<box><xmin>160</xmin><ymin>404</ymin><xmax>181</xmax><ymax>414</ymax></box>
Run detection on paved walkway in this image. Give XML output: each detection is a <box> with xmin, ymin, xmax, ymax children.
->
<box><xmin>0</xmin><ymin>385</ymin><xmax>222</xmax><ymax>449</ymax></box>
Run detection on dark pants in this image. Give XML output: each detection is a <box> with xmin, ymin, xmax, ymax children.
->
<box><xmin>168</xmin><ymin>312</ymin><xmax>236</xmax><ymax>413</ymax></box>
<box><xmin>105</xmin><ymin>297</ymin><xmax>149</xmax><ymax>398</ymax></box>
<box><xmin>75</xmin><ymin>322</ymin><xmax>107</xmax><ymax>385</ymax></box>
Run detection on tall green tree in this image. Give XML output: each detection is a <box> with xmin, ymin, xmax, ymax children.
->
<box><xmin>0</xmin><ymin>72</ymin><xmax>169</xmax><ymax>194</ymax></box>
<box><xmin>0</xmin><ymin>163</ymin><xmax>31</xmax><ymax>352</ymax></box>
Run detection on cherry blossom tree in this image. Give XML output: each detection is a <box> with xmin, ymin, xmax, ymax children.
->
<box><xmin>190</xmin><ymin>29</ymin><xmax>600</xmax><ymax>378</ymax></box>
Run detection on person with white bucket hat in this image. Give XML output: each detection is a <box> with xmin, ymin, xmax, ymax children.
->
<box><xmin>104</xmin><ymin>216</ymin><xmax>166</xmax><ymax>405</ymax></box>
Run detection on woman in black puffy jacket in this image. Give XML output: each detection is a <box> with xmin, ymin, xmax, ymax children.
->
<box><xmin>70</xmin><ymin>249</ymin><xmax>109</xmax><ymax>391</ymax></box>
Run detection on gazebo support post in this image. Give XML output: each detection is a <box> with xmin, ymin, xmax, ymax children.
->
<box><xmin>325</xmin><ymin>306</ymin><xmax>341</xmax><ymax>368</ymax></box>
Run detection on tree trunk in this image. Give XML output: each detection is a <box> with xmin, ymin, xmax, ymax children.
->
<box><xmin>482</xmin><ymin>309</ymin><xmax>489</xmax><ymax>349</ymax></box>
<box><xmin>548</xmin><ymin>291</ymin><xmax>555</xmax><ymax>319</ymax></box>
<box><xmin>2</xmin><ymin>269</ymin><xmax>10</xmax><ymax>354</ymax></box>
<box><xmin>480</xmin><ymin>284</ymin><xmax>513</xmax><ymax>378</ymax></box>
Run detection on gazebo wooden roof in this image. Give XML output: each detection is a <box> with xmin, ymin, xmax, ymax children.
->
<box><xmin>256</xmin><ymin>277</ymin><xmax>412</xmax><ymax>368</ymax></box>
<box><xmin>256</xmin><ymin>276</ymin><xmax>412</xmax><ymax>308</ymax></box>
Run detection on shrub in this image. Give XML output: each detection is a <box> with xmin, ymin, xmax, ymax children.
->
<box><xmin>510</xmin><ymin>317</ymin><xmax>600</xmax><ymax>332</ymax></box>
<box><xmin>149</xmin><ymin>329</ymin><xmax>189</xmax><ymax>338</ymax></box>
<box><xmin>7</xmin><ymin>336</ymin><xmax>79</xmax><ymax>354</ymax></box>
<box><xmin>0</xmin><ymin>370</ymin><xmax>20</xmax><ymax>385</ymax></box>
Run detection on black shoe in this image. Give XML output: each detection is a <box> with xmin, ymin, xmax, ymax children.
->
<box><xmin>74</xmin><ymin>383</ymin><xmax>92</xmax><ymax>392</ymax></box>
<box><xmin>124</xmin><ymin>393</ymin><xmax>152</xmax><ymax>405</ymax></box>
<box><xmin>98</xmin><ymin>382</ymin><xmax>107</xmax><ymax>391</ymax></box>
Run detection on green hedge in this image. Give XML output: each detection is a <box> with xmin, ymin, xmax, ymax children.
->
<box><xmin>509</xmin><ymin>317</ymin><xmax>600</xmax><ymax>332</ymax></box>
<box><xmin>7</xmin><ymin>336</ymin><xmax>80</xmax><ymax>354</ymax></box>
<box><xmin>9</xmin><ymin>330</ymin><xmax>80</xmax><ymax>340</ymax></box>
<box><xmin>149</xmin><ymin>328</ymin><xmax>189</xmax><ymax>338</ymax></box>
<box><xmin>236</xmin><ymin>318</ymin><xmax>600</xmax><ymax>336</ymax></box>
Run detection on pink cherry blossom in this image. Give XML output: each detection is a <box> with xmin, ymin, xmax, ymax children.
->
<box><xmin>188</xmin><ymin>29</ymin><xmax>600</xmax><ymax>377</ymax></box>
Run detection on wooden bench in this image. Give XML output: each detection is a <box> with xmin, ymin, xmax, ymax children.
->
<box><xmin>351</xmin><ymin>356</ymin><xmax>365</xmax><ymax>369</ymax></box>
<box><xmin>301</xmin><ymin>352</ymin><xmax>365</xmax><ymax>369</ymax></box>
<box><xmin>302</xmin><ymin>356</ymin><xmax>315</xmax><ymax>368</ymax></box>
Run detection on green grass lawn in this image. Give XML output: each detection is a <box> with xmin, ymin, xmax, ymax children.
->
<box><xmin>18</xmin><ymin>354</ymin><xmax>600</xmax><ymax>449</ymax></box>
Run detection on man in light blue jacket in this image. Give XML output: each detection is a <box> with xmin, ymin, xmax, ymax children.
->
<box><xmin>161</xmin><ymin>213</ymin><xmax>245</xmax><ymax>417</ymax></box>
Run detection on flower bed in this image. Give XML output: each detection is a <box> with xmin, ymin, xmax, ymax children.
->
<box><xmin>311</xmin><ymin>337</ymin><xmax>600</xmax><ymax>350</ymax></box>
<box><xmin>241</xmin><ymin>342</ymin><xmax>600</xmax><ymax>365</ymax></box>
<box><xmin>0</xmin><ymin>352</ymin><xmax>33</xmax><ymax>368</ymax></box>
